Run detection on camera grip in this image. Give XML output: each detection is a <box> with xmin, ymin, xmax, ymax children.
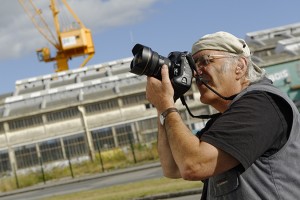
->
<box><xmin>171</xmin><ymin>52</ymin><xmax>194</xmax><ymax>101</ymax></box>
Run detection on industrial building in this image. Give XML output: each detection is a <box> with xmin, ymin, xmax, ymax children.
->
<box><xmin>0</xmin><ymin>23</ymin><xmax>300</xmax><ymax>175</ymax></box>
<box><xmin>246</xmin><ymin>23</ymin><xmax>300</xmax><ymax>106</ymax></box>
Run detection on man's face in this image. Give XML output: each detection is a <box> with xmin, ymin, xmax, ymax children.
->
<box><xmin>192</xmin><ymin>50</ymin><xmax>238</xmax><ymax>105</ymax></box>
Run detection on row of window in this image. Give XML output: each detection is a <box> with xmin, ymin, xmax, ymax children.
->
<box><xmin>85</xmin><ymin>99</ymin><xmax>119</xmax><ymax>114</ymax></box>
<box><xmin>8</xmin><ymin>115</ymin><xmax>43</xmax><ymax>130</ymax></box>
<box><xmin>46</xmin><ymin>107</ymin><xmax>80</xmax><ymax>122</ymax></box>
<box><xmin>122</xmin><ymin>93</ymin><xmax>147</xmax><ymax>106</ymax></box>
<box><xmin>0</xmin><ymin>119</ymin><xmax>157</xmax><ymax>172</ymax></box>
<box><xmin>4</xmin><ymin>93</ymin><xmax>148</xmax><ymax>131</ymax></box>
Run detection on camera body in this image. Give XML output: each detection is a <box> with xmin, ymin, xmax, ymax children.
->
<box><xmin>130</xmin><ymin>43</ymin><xmax>194</xmax><ymax>100</ymax></box>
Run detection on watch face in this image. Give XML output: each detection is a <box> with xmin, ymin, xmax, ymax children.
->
<box><xmin>160</xmin><ymin>114</ymin><xmax>164</xmax><ymax>126</ymax></box>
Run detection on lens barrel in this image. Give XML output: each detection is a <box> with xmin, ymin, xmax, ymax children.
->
<box><xmin>130</xmin><ymin>44</ymin><xmax>171</xmax><ymax>80</ymax></box>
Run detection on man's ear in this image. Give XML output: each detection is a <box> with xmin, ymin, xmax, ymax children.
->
<box><xmin>235</xmin><ymin>58</ymin><xmax>247</xmax><ymax>80</ymax></box>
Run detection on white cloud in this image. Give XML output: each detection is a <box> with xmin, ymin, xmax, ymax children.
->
<box><xmin>69</xmin><ymin>0</ymin><xmax>158</xmax><ymax>30</ymax></box>
<box><xmin>0</xmin><ymin>0</ymin><xmax>159</xmax><ymax>61</ymax></box>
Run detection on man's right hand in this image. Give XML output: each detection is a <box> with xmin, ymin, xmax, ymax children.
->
<box><xmin>146</xmin><ymin>65</ymin><xmax>175</xmax><ymax>114</ymax></box>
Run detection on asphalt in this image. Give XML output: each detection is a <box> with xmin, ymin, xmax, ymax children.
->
<box><xmin>0</xmin><ymin>162</ymin><xmax>202</xmax><ymax>200</ymax></box>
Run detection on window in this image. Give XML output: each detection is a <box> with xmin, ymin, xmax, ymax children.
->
<box><xmin>85</xmin><ymin>99</ymin><xmax>119</xmax><ymax>114</ymax></box>
<box><xmin>63</xmin><ymin>134</ymin><xmax>87</xmax><ymax>158</ymax></box>
<box><xmin>8</xmin><ymin>115</ymin><xmax>43</xmax><ymax>130</ymax></box>
<box><xmin>46</xmin><ymin>107</ymin><xmax>79</xmax><ymax>122</ymax></box>
<box><xmin>122</xmin><ymin>93</ymin><xmax>146</xmax><ymax>106</ymax></box>
<box><xmin>0</xmin><ymin>150</ymin><xmax>11</xmax><ymax>173</ymax></box>
<box><xmin>115</xmin><ymin>124</ymin><xmax>134</xmax><ymax>146</ymax></box>
<box><xmin>143</xmin><ymin>131</ymin><xmax>157</xmax><ymax>142</ymax></box>
<box><xmin>39</xmin><ymin>139</ymin><xmax>63</xmax><ymax>163</ymax></box>
<box><xmin>138</xmin><ymin>118</ymin><xmax>157</xmax><ymax>142</ymax></box>
<box><xmin>14</xmin><ymin>144</ymin><xmax>39</xmax><ymax>169</ymax></box>
<box><xmin>138</xmin><ymin>118</ymin><xmax>157</xmax><ymax>130</ymax></box>
<box><xmin>92</xmin><ymin>127</ymin><xmax>115</xmax><ymax>150</ymax></box>
<box><xmin>145</xmin><ymin>103</ymin><xmax>153</xmax><ymax>109</ymax></box>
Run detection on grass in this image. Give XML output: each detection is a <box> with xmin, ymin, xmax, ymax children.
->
<box><xmin>0</xmin><ymin>144</ymin><xmax>160</xmax><ymax>192</ymax></box>
<box><xmin>42</xmin><ymin>177</ymin><xmax>203</xmax><ymax>200</ymax></box>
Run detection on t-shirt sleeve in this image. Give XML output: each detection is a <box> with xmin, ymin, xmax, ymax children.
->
<box><xmin>200</xmin><ymin>91</ymin><xmax>286</xmax><ymax>170</ymax></box>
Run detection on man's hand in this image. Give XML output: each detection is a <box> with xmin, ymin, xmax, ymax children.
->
<box><xmin>146</xmin><ymin>65</ymin><xmax>175</xmax><ymax>113</ymax></box>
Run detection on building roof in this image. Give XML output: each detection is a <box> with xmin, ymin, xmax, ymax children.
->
<box><xmin>246</xmin><ymin>22</ymin><xmax>300</xmax><ymax>67</ymax></box>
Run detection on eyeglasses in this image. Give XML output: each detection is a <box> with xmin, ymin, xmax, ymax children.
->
<box><xmin>194</xmin><ymin>54</ymin><xmax>237</xmax><ymax>71</ymax></box>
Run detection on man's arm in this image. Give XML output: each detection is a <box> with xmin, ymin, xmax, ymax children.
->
<box><xmin>157</xmin><ymin>118</ymin><xmax>181</xmax><ymax>178</ymax></box>
<box><xmin>163</xmin><ymin>111</ymin><xmax>239</xmax><ymax>180</ymax></box>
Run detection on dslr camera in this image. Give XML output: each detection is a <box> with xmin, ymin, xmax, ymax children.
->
<box><xmin>130</xmin><ymin>43</ymin><xmax>195</xmax><ymax>100</ymax></box>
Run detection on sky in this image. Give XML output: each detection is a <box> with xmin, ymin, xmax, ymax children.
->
<box><xmin>1</xmin><ymin>0</ymin><xmax>300</xmax><ymax>95</ymax></box>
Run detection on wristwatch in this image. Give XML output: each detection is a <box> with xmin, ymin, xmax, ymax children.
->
<box><xmin>159</xmin><ymin>107</ymin><xmax>179</xmax><ymax>126</ymax></box>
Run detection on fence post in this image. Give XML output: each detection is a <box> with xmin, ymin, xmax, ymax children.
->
<box><xmin>39</xmin><ymin>157</ymin><xmax>46</xmax><ymax>184</ymax></box>
<box><xmin>128</xmin><ymin>132</ymin><xmax>137</xmax><ymax>163</ymax></box>
<box><xmin>12</xmin><ymin>163</ymin><xmax>19</xmax><ymax>189</ymax></box>
<box><xmin>96</xmin><ymin>142</ymin><xmax>105</xmax><ymax>172</ymax></box>
<box><xmin>66</xmin><ymin>151</ymin><xmax>74</xmax><ymax>178</ymax></box>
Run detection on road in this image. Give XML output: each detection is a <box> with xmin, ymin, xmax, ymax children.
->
<box><xmin>0</xmin><ymin>162</ymin><xmax>201</xmax><ymax>200</ymax></box>
<box><xmin>0</xmin><ymin>163</ymin><xmax>162</xmax><ymax>200</ymax></box>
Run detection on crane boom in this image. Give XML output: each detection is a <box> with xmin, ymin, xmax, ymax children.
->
<box><xmin>19</xmin><ymin>0</ymin><xmax>59</xmax><ymax>49</ymax></box>
<box><xmin>19</xmin><ymin>0</ymin><xmax>95</xmax><ymax>72</ymax></box>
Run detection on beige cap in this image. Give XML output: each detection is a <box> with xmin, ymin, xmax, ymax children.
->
<box><xmin>192</xmin><ymin>31</ymin><xmax>263</xmax><ymax>74</ymax></box>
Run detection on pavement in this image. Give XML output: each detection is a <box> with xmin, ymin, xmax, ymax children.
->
<box><xmin>0</xmin><ymin>162</ymin><xmax>202</xmax><ymax>200</ymax></box>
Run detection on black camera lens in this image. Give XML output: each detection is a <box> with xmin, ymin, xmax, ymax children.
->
<box><xmin>130</xmin><ymin>44</ymin><xmax>171</xmax><ymax>80</ymax></box>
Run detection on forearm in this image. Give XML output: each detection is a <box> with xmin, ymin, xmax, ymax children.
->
<box><xmin>163</xmin><ymin>111</ymin><xmax>201</xmax><ymax>176</ymax></box>
<box><xmin>157</xmin><ymin>118</ymin><xmax>181</xmax><ymax>178</ymax></box>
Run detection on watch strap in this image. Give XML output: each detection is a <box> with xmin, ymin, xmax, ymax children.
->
<box><xmin>160</xmin><ymin>107</ymin><xmax>179</xmax><ymax>126</ymax></box>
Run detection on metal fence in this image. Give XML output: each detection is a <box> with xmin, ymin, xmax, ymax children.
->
<box><xmin>0</xmin><ymin>117</ymin><xmax>159</xmax><ymax>191</ymax></box>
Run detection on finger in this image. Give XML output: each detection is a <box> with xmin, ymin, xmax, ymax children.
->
<box><xmin>161</xmin><ymin>65</ymin><xmax>170</xmax><ymax>82</ymax></box>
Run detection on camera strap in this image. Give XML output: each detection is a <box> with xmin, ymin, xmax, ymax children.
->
<box><xmin>180</xmin><ymin>76</ymin><xmax>239</xmax><ymax>119</ymax></box>
<box><xmin>196</xmin><ymin>77</ymin><xmax>238</xmax><ymax>101</ymax></box>
<box><xmin>180</xmin><ymin>96</ymin><xmax>220</xmax><ymax>119</ymax></box>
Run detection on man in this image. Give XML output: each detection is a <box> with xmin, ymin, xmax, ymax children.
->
<box><xmin>146</xmin><ymin>31</ymin><xmax>300</xmax><ymax>199</ymax></box>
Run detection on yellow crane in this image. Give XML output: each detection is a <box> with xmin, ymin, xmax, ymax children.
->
<box><xmin>19</xmin><ymin>0</ymin><xmax>95</xmax><ymax>72</ymax></box>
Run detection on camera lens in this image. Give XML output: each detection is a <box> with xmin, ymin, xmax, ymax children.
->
<box><xmin>130</xmin><ymin>45</ymin><xmax>152</xmax><ymax>75</ymax></box>
<box><xmin>130</xmin><ymin>44</ymin><xmax>171</xmax><ymax>80</ymax></box>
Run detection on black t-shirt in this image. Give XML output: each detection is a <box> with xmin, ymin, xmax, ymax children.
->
<box><xmin>197</xmin><ymin>90</ymin><xmax>292</xmax><ymax>170</ymax></box>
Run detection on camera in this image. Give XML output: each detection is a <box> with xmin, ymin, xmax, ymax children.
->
<box><xmin>130</xmin><ymin>43</ymin><xmax>195</xmax><ymax>100</ymax></box>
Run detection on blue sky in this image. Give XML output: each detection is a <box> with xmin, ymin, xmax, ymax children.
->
<box><xmin>1</xmin><ymin>0</ymin><xmax>300</xmax><ymax>94</ymax></box>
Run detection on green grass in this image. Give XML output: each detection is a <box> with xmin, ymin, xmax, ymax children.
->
<box><xmin>0</xmin><ymin>144</ymin><xmax>160</xmax><ymax>192</ymax></box>
<box><xmin>42</xmin><ymin>177</ymin><xmax>202</xmax><ymax>200</ymax></box>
